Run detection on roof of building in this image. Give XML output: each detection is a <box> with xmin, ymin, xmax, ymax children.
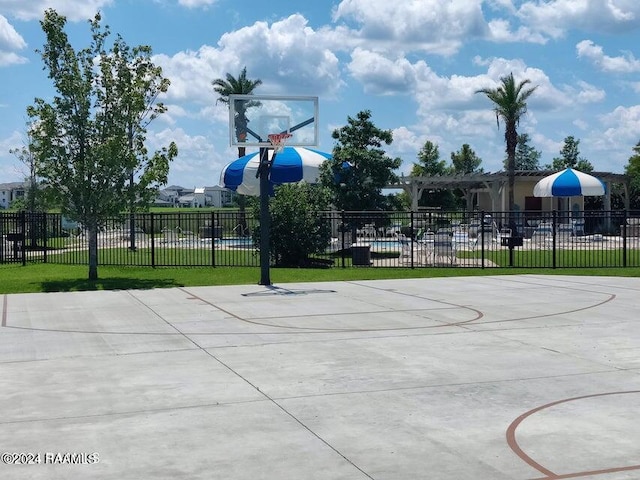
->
<box><xmin>0</xmin><ymin>181</ymin><xmax>29</xmax><ymax>190</ymax></box>
<box><xmin>391</xmin><ymin>170</ymin><xmax>628</xmax><ymax>191</ymax></box>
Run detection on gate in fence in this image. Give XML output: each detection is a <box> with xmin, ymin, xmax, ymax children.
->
<box><xmin>0</xmin><ymin>211</ymin><xmax>52</xmax><ymax>265</ymax></box>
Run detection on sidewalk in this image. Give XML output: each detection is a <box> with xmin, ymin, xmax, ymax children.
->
<box><xmin>1</xmin><ymin>275</ymin><xmax>639</xmax><ymax>479</ymax></box>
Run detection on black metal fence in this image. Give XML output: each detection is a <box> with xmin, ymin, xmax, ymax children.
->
<box><xmin>2</xmin><ymin>209</ymin><xmax>640</xmax><ymax>269</ymax></box>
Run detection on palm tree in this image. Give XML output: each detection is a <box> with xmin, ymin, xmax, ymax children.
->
<box><xmin>213</xmin><ymin>67</ymin><xmax>262</xmax><ymax>235</ymax></box>
<box><xmin>476</xmin><ymin>73</ymin><xmax>537</xmax><ymax>218</ymax></box>
<box><xmin>212</xmin><ymin>67</ymin><xmax>262</xmax><ymax>158</ymax></box>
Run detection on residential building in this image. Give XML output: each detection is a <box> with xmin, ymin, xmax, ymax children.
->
<box><xmin>154</xmin><ymin>185</ymin><xmax>236</xmax><ymax>208</ymax></box>
<box><xmin>0</xmin><ymin>181</ymin><xmax>28</xmax><ymax>209</ymax></box>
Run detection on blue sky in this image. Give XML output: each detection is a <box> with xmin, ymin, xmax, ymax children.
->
<box><xmin>1</xmin><ymin>0</ymin><xmax>639</xmax><ymax>189</ymax></box>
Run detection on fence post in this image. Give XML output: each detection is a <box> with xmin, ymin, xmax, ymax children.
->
<box><xmin>552</xmin><ymin>210</ymin><xmax>557</xmax><ymax>269</ymax></box>
<box><xmin>43</xmin><ymin>213</ymin><xmax>48</xmax><ymax>264</ymax></box>
<box><xmin>410</xmin><ymin>210</ymin><xmax>414</xmax><ymax>269</ymax></box>
<box><xmin>211</xmin><ymin>211</ymin><xmax>216</xmax><ymax>267</ymax></box>
<box><xmin>0</xmin><ymin>213</ymin><xmax>4</xmax><ymax>263</ymax></box>
<box><xmin>480</xmin><ymin>210</ymin><xmax>485</xmax><ymax>269</ymax></box>
<box><xmin>623</xmin><ymin>209</ymin><xmax>628</xmax><ymax>268</ymax></box>
<box><xmin>150</xmin><ymin>212</ymin><xmax>156</xmax><ymax>268</ymax></box>
<box><xmin>341</xmin><ymin>210</ymin><xmax>346</xmax><ymax>268</ymax></box>
<box><xmin>20</xmin><ymin>210</ymin><xmax>26</xmax><ymax>266</ymax></box>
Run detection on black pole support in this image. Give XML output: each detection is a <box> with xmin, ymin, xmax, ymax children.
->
<box><xmin>258</xmin><ymin>147</ymin><xmax>272</xmax><ymax>286</ymax></box>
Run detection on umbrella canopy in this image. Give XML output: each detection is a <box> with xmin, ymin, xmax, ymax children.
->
<box><xmin>533</xmin><ymin>168</ymin><xmax>605</xmax><ymax>197</ymax></box>
<box><xmin>220</xmin><ymin>147</ymin><xmax>332</xmax><ymax>196</ymax></box>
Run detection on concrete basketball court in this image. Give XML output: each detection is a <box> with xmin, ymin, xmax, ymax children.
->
<box><xmin>1</xmin><ymin>274</ymin><xmax>639</xmax><ymax>479</ymax></box>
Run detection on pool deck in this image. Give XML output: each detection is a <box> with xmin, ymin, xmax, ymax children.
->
<box><xmin>1</xmin><ymin>274</ymin><xmax>640</xmax><ymax>479</ymax></box>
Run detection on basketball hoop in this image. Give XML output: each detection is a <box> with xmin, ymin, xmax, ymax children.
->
<box><xmin>268</xmin><ymin>132</ymin><xmax>292</xmax><ymax>154</ymax></box>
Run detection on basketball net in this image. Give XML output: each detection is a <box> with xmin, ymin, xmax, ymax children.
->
<box><xmin>267</xmin><ymin>132</ymin><xmax>292</xmax><ymax>154</ymax></box>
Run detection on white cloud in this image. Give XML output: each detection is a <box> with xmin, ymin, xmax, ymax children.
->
<box><xmin>389</xmin><ymin>127</ymin><xmax>428</xmax><ymax>156</ymax></box>
<box><xmin>348</xmin><ymin>52</ymin><xmax>592</xmax><ymax>120</ymax></box>
<box><xmin>0</xmin><ymin>50</ymin><xmax>27</xmax><ymax>66</ymax></box>
<box><xmin>0</xmin><ymin>13</ymin><xmax>27</xmax><ymax>66</ymax></box>
<box><xmin>154</xmin><ymin>14</ymin><xmax>343</xmax><ymax>111</ymax></box>
<box><xmin>0</xmin><ymin>14</ymin><xmax>25</xmax><ymax>50</ymax></box>
<box><xmin>517</xmin><ymin>0</ymin><xmax>640</xmax><ymax>38</ymax></box>
<box><xmin>364</xmin><ymin>54</ymin><xmax>613</xmax><ymax>172</ymax></box>
<box><xmin>148</xmin><ymin>127</ymin><xmax>227</xmax><ymax>186</ymax></box>
<box><xmin>177</xmin><ymin>0</ymin><xmax>217</xmax><ymax>8</ymax></box>
<box><xmin>571</xmin><ymin>80</ymin><xmax>607</xmax><ymax>103</ymax></box>
<box><xmin>599</xmin><ymin>105</ymin><xmax>640</xmax><ymax>146</ymax></box>
<box><xmin>0</xmin><ymin>0</ymin><xmax>111</xmax><ymax>69</ymax></box>
<box><xmin>486</xmin><ymin>0</ymin><xmax>517</xmax><ymax>14</ymax></box>
<box><xmin>217</xmin><ymin>15</ymin><xmax>343</xmax><ymax>95</ymax></box>
<box><xmin>530</xmin><ymin>131</ymin><xmax>563</xmax><ymax>156</ymax></box>
<box><xmin>573</xmin><ymin>119</ymin><xmax>589</xmax><ymax>130</ymax></box>
<box><xmin>332</xmin><ymin>0</ymin><xmax>488</xmax><ymax>55</ymax></box>
<box><xmin>476</xmin><ymin>57</ymin><xmax>608</xmax><ymax>110</ymax></box>
<box><xmin>330</xmin><ymin>0</ymin><xmax>640</xmax><ymax>50</ymax></box>
<box><xmin>486</xmin><ymin>19</ymin><xmax>548</xmax><ymax>43</ymax></box>
<box><xmin>0</xmin><ymin>0</ymin><xmax>113</xmax><ymax>22</ymax></box>
<box><xmin>576</xmin><ymin>40</ymin><xmax>640</xmax><ymax>73</ymax></box>
<box><xmin>347</xmin><ymin>49</ymin><xmax>417</xmax><ymax>95</ymax></box>
<box><xmin>153</xmin><ymin>45</ymin><xmax>225</xmax><ymax>104</ymax></box>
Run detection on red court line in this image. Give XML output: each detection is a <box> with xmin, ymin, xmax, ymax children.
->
<box><xmin>507</xmin><ymin>390</ymin><xmax>640</xmax><ymax>479</ymax></box>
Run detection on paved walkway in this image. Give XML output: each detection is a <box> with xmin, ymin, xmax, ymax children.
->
<box><xmin>1</xmin><ymin>274</ymin><xmax>639</xmax><ymax>479</ymax></box>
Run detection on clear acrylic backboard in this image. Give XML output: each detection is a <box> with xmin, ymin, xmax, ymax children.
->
<box><xmin>228</xmin><ymin>94</ymin><xmax>318</xmax><ymax>148</ymax></box>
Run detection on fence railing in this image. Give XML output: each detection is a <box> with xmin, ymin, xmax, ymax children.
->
<box><xmin>1</xmin><ymin>210</ymin><xmax>639</xmax><ymax>269</ymax></box>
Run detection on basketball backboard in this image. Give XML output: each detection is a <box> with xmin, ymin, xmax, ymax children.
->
<box><xmin>228</xmin><ymin>94</ymin><xmax>318</xmax><ymax>148</ymax></box>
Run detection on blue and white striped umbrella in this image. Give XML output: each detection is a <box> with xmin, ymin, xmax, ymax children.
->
<box><xmin>220</xmin><ymin>147</ymin><xmax>332</xmax><ymax>196</ymax></box>
<box><xmin>533</xmin><ymin>168</ymin><xmax>605</xmax><ymax>197</ymax></box>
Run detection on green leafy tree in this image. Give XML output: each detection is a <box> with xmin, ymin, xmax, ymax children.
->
<box><xmin>109</xmin><ymin>31</ymin><xmax>173</xmax><ymax>250</ymax></box>
<box><xmin>9</xmin><ymin>137</ymin><xmax>50</xmax><ymax>249</ymax></box>
<box><xmin>8</xmin><ymin>197</ymin><xmax>27</xmax><ymax>211</ymax></box>
<box><xmin>504</xmin><ymin>133</ymin><xmax>541</xmax><ymax>170</ymax></box>
<box><xmin>252</xmin><ymin>183</ymin><xmax>332</xmax><ymax>267</ymax></box>
<box><xmin>411</xmin><ymin>140</ymin><xmax>446</xmax><ymax>176</ymax></box>
<box><xmin>410</xmin><ymin>140</ymin><xmax>455</xmax><ymax>209</ymax></box>
<box><xmin>624</xmin><ymin>141</ymin><xmax>640</xmax><ymax>210</ymax></box>
<box><xmin>27</xmin><ymin>10</ymin><xmax>177</xmax><ymax>280</ymax></box>
<box><xmin>476</xmin><ymin>73</ymin><xmax>537</xmax><ymax>213</ymax></box>
<box><xmin>212</xmin><ymin>67</ymin><xmax>262</xmax><ymax>235</ymax></box>
<box><xmin>320</xmin><ymin>110</ymin><xmax>402</xmax><ymax>211</ymax></box>
<box><xmin>449</xmin><ymin>144</ymin><xmax>483</xmax><ymax>210</ymax></box>
<box><xmin>547</xmin><ymin>136</ymin><xmax>594</xmax><ymax>172</ymax></box>
<box><xmin>9</xmin><ymin>135</ymin><xmax>46</xmax><ymax>213</ymax></box>
<box><xmin>450</xmin><ymin>144</ymin><xmax>483</xmax><ymax>174</ymax></box>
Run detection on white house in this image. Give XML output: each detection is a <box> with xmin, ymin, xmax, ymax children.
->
<box><xmin>152</xmin><ymin>184</ymin><xmax>236</xmax><ymax>208</ymax></box>
<box><xmin>193</xmin><ymin>187</ymin><xmax>206</xmax><ymax>207</ymax></box>
<box><xmin>205</xmin><ymin>186</ymin><xmax>235</xmax><ymax>208</ymax></box>
<box><xmin>0</xmin><ymin>181</ymin><xmax>28</xmax><ymax>209</ymax></box>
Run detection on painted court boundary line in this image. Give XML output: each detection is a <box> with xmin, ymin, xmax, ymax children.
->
<box><xmin>507</xmin><ymin>390</ymin><xmax>640</xmax><ymax>479</ymax></box>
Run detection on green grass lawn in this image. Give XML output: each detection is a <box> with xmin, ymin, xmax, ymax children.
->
<box><xmin>459</xmin><ymin>248</ymin><xmax>640</xmax><ymax>268</ymax></box>
<box><xmin>1</xmin><ymin>262</ymin><xmax>639</xmax><ymax>294</ymax></box>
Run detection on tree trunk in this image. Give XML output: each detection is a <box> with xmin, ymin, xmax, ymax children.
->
<box><xmin>508</xmin><ymin>153</ymin><xmax>515</xmax><ymax>212</ymax></box>
<box><xmin>88</xmin><ymin>225</ymin><xmax>99</xmax><ymax>280</ymax></box>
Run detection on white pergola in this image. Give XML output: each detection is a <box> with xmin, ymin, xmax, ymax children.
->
<box><xmin>389</xmin><ymin>170</ymin><xmax>629</xmax><ymax>212</ymax></box>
